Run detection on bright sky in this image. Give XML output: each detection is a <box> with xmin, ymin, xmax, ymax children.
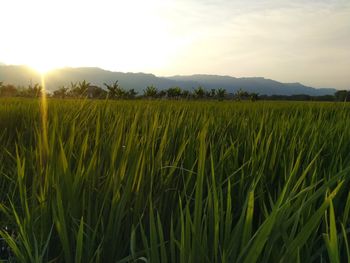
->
<box><xmin>1</xmin><ymin>0</ymin><xmax>349</xmax><ymax>89</ymax></box>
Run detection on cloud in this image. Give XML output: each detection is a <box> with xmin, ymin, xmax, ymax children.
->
<box><xmin>158</xmin><ymin>0</ymin><xmax>350</xmax><ymax>88</ymax></box>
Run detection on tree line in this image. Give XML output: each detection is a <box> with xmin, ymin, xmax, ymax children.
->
<box><xmin>0</xmin><ymin>80</ymin><xmax>237</xmax><ymax>101</ymax></box>
<box><xmin>0</xmin><ymin>80</ymin><xmax>349</xmax><ymax>101</ymax></box>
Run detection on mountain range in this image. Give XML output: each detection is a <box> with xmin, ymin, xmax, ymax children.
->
<box><xmin>0</xmin><ymin>65</ymin><xmax>336</xmax><ymax>96</ymax></box>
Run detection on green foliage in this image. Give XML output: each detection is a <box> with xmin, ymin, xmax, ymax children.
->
<box><xmin>216</xmin><ymin>88</ymin><xmax>227</xmax><ymax>100</ymax></box>
<box><xmin>127</xmin><ymin>89</ymin><xmax>138</xmax><ymax>99</ymax></box>
<box><xmin>235</xmin><ymin>88</ymin><xmax>249</xmax><ymax>101</ymax></box>
<box><xmin>18</xmin><ymin>83</ymin><xmax>43</xmax><ymax>98</ymax></box>
<box><xmin>335</xmin><ymin>90</ymin><xmax>349</xmax><ymax>102</ymax></box>
<box><xmin>166</xmin><ymin>87</ymin><xmax>182</xmax><ymax>99</ymax></box>
<box><xmin>53</xmin><ymin>86</ymin><xmax>69</xmax><ymax>98</ymax></box>
<box><xmin>206</xmin><ymin>88</ymin><xmax>216</xmax><ymax>98</ymax></box>
<box><xmin>144</xmin><ymin>85</ymin><xmax>158</xmax><ymax>98</ymax></box>
<box><xmin>68</xmin><ymin>81</ymin><xmax>88</xmax><ymax>98</ymax></box>
<box><xmin>0</xmin><ymin>99</ymin><xmax>350</xmax><ymax>262</ymax></box>
<box><xmin>69</xmin><ymin>80</ymin><xmax>91</xmax><ymax>98</ymax></box>
<box><xmin>250</xmin><ymin>92</ymin><xmax>259</xmax><ymax>102</ymax></box>
<box><xmin>193</xmin><ymin>86</ymin><xmax>205</xmax><ymax>98</ymax></box>
<box><xmin>0</xmin><ymin>84</ymin><xmax>18</xmax><ymax>97</ymax></box>
<box><xmin>104</xmin><ymin>81</ymin><xmax>125</xmax><ymax>99</ymax></box>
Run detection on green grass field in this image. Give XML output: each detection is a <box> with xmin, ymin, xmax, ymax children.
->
<box><xmin>1</xmin><ymin>98</ymin><xmax>350</xmax><ymax>262</ymax></box>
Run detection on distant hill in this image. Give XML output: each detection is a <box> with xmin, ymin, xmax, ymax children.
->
<box><xmin>0</xmin><ymin>65</ymin><xmax>336</xmax><ymax>96</ymax></box>
<box><xmin>167</xmin><ymin>75</ymin><xmax>336</xmax><ymax>96</ymax></box>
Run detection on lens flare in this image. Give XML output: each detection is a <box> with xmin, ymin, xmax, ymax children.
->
<box><xmin>40</xmin><ymin>73</ymin><xmax>49</xmax><ymax>163</ymax></box>
<box><xmin>28</xmin><ymin>61</ymin><xmax>56</xmax><ymax>74</ymax></box>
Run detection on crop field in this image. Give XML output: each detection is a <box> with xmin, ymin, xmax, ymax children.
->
<box><xmin>0</xmin><ymin>98</ymin><xmax>350</xmax><ymax>262</ymax></box>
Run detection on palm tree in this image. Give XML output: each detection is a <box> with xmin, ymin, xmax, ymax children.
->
<box><xmin>68</xmin><ymin>81</ymin><xmax>89</xmax><ymax>98</ymax></box>
<box><xmin>206</xmin><ymin>88</ymin><xmax>216</xmax><ymax>98</ymax></box>
<box><xmin>167</xmin><ymin>87</ymin><xmax>182</xmax><ymax>99</ymax></box>
<box><xmin>68</xmin><ymin>82</ymin><xmax>79</xmax><ymax>97</ymax></box>
<box><xmin>27</xmin><ymin>83</ymin><xmax>42</xmax><ymax>97</ymax></box>
<box><xmin>116</xmin><ymin>87</ymin><xmax>127</xmax><ymax>99</ymax></box>
<box><xmin>53</xmin><ymin>86</ymin><xmax>69</xmax><ymax>98</ymax></box>
<box><xmin>104</xmin><ymin>81</ymin><xmax>124</xmax><ymax>99</ymax></box>
<box><xmin>143</xmin><ymin>85</ymin><xmax>158</xmax><ymax>98</ymax></box>
<box><xmin>193</xmin><ymin>86</ymin><xmax>205</xmax><ymax>99</ymax></box>
<box><xmin>77</xmin><ymin>80</ymin><xmax>90</xmax><ymax>97</ymax></box>
<box><xmin>182</xmin><ymin>90</ymin><xmax>190</xmax><ymax>99</ymax></box>
<box><xmin>216</xmin><ymin>88</ymin><xmax>226</xmax><ymax>101</ymax></box>
<box><xmin>235</xmin><ymin>89</ymin><xmax>248</xmax><ymax>101</ymax></box>
<box><xmin>250</xmin><ymin>92</ymin><xmax>259</xmax><ymax>102</ymax></box>
<box><xmin>127</xmin><ymin>89</ymin><xmax>138</xmax><ymax>99</ymax></box>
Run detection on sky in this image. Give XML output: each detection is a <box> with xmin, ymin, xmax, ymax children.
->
<box><xmin>1</xmin><ymin>0</ymin><xmax>349</xmax><ymax>89</ymax></box>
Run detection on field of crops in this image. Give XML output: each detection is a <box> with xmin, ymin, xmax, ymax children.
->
<box><xmin>0</xmin><ymin>98</ymin><xmax>350</xmax><ymax>262</ymax></box>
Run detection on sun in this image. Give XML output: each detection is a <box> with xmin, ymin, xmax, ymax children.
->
<box><xmin>28</xmin><ymin>60</ymin><xmax>57</xmax><ymax>74</ymax></box>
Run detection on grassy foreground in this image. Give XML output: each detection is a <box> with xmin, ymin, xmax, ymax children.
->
<box><xmin>0</xmin><ymin>98</ymin><xmax>350</xmax><ymax>262</ymax></box>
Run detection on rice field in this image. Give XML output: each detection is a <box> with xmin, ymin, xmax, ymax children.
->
<box><xmin>0</xmin><ymin>98</ymin><xmax>350</xmax><ymax>262</ymax></box>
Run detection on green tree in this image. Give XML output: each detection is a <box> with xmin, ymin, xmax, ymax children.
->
<box><xmin>250</xmin><ymin>92</ymin><xmax>259</xmax><ymax>102</ymax></box>
<box><xmin>235</xmin><ymin>89</ymin><xmax>249</xmax><ymax>101</ymax></box>
<box><xmin>68</xmin><ymin>82</ymin><xmax>79</xmax><ymax>97</ymax></box>
<box><xmin>335</xmin><ymin>90</ymin><xmax>349</xmax><ymax>102</ymax></box>
<box><xmin>24</xmin><ymin>83</ymin><xmax>42</xmax><ymax>98</ymax></box>
<box><xmin>181</xmin><ymin>90</ymin><xmax>191</xmax><ymax>99</ymax></box>
<box><xmin>157</xmin><ymin>90</ymin><xmax>167</xmax><ymax>98</ymax></box>
<box><xmin>193</xmin><ymin>86</ymin><xmax>205</xmax><ymax>99</ymax></box>
<box><xmin>144</xmin><ymin>85</ymin><xmax>158</xmax><ymax>98</ymax></box>
<box><xmin>89</xmin><ymin>86</ymin><xmax>107</xmax><ymax>99</ymax></box>
<box><xmin>127</xmin><ymin>89</ymin><xmax>138</xmax><ymax>99</ymax></box>
<box><xmin>0</xmin><ymin>84</ymin><xmax>18</xmax><ymax>97</ymax></box>
<box><xmin>104</xmin><ymin>81</ymin><xmax>126</xmax><ymax>99</ymax></box>
<box><xmin>206</xmin><ymin>88</ymin><xmax>216</xmax><ymax>98</ymax></box>
<box><xmin>166</xmin><ymin>87</ymin><xmax>182</xmax><ymax>99</ymax></box>
<box><xmin>77</xmin><ymin>80</ymin><xmax>91</xmax><ymax>98</ymax></box>
<box><xmin>53</xmin><ymin>86</ymin><xmax>69</xmax><ymax>98</ymax></box>
<box><xmin>216</xmin><ymin>88</ymin><xmax>226</xmax><ymax>101</ymax></box>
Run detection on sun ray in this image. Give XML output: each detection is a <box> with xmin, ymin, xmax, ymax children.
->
<box><xmin>40</xmin><ymin>73</ymin><xmax>49</xmax><ymax>165</ymax></box>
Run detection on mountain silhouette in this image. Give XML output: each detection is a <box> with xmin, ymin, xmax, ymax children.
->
<box><xmin>0</xmin><ymin>65</ymin><xmax>336</xmax><ymax>96</ymax></box>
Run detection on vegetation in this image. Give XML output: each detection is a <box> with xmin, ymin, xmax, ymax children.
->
<box><xmin>0</xmin><ymin>80</ymin><xmax>349</xmax><ymax>101</ymax></box>
<box><xmin>334</xmin><ymin>90</ymin><xmax>350</xmax><ymax>102</ymax></box>
<box><xmin>1</xmin><ymin>80</ymin><xmax>349</xmax><ymax>101</ymax></box>
<box><xmin>0</xmin><ymin>99</ymin><xmax>350</xmax><ymax>262</ymax></box>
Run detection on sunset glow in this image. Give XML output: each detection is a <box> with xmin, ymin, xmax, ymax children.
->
<box><xmin>1</xmin><ymin>0</ymin><xmax>349</xmax><ymax>89</ymax></box>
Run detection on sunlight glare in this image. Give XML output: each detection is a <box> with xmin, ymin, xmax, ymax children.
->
<box><xmin>28</xmin><ymin>60</ymin><xmax>57</xmax><ymax>74</ymax></box>
<box><xmin>39</xmin><ymin>73</ymin><xmax>49</xmax><ymax>163</ymax></box>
